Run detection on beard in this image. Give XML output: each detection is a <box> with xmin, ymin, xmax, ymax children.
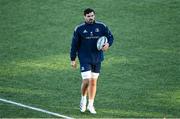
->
<box><xmin>88</xmin><ymin>19</ymin><xmax>94</xmax><ymax>24</ymax></box>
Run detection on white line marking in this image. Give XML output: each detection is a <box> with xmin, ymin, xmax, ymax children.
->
<box><xmin>0</xmin><ymin>98</ymin><xmax>74</xmax><ymax>119</ymax></box>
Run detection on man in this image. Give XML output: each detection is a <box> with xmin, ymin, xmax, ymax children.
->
<box><xmin>70</xmin><ymin>8</ymin><xmax>114</xmax><ymax>114</ymax></box>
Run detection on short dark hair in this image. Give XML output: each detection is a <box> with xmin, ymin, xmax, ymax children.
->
<box><xmin>84</xmin><ymin>8</ymin><xmax>95</xmax><ymax>16</ymax></box>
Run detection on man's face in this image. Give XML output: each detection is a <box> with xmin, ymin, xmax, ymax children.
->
<box><xmin>84</xmin><ymin>12</ymin><xmax>95</xmax><ymax>24</ymax></box>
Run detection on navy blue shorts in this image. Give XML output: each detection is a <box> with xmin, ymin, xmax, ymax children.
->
<box><xmin>80</xmin><ymin>63</ymin><xmax>101</xmax><ymax>73</ymax></box>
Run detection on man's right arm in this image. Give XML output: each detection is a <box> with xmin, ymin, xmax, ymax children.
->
<box><xmin>70</xmin><ymin>28</ymin><xmax>80</xmax><ymax>68</ymax></box>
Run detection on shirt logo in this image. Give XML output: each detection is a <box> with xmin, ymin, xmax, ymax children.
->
<box><xmin>90</xmin><ymin>31</ymin><xmax>93</xmax><ymax>36</ymax></box>
<box><xmin>95</xmin><ymin>28</ymin><xmax>100</xmax><ymax>32</ymax></box>
<box><xmin>83</xmin><ymin>29</ymin><xmax>88</xmax><ymax>33</ymax></box>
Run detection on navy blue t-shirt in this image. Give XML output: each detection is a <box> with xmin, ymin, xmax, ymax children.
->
<box><xmin>70</xmin><ymin>21</ymin><xmax>114</xmax><ymax>64</ymax></box>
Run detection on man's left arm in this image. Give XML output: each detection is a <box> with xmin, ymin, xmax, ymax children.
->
<box><xmin>102</xmin><ymin>26</ymin><xmax>114</xmax><ymax>51</ymax></box>
<box><xmin>105</xmin><ymin>26</ymin><xmax>114</xmax><ymax>47</ymax></box>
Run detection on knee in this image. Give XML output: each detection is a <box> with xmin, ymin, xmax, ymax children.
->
<box><xmin>83</xmin><ymin>79</ymin><xmax>89</xmax><ymax>86</ymax></box>
<box><xmin>89</xmin><ymin>80</ymin><xmax>97</xmax><ymax>87</ymax></box>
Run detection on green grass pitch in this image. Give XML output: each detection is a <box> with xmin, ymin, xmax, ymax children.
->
<box><xmin>0</xmin><ymin>0</ymin><xmax>180</xmax><ymax>118</ymax></box>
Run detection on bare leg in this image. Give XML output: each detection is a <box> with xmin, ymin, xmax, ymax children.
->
<box><xmin>81</xmin><ymin>79</ymin><xmax>89</xmax><ymax>96</ymax></box>
<box><xmin>87</xmin><ymin>78</ymin><xmax>98</xmax><ymax>114</ymax></box>
<box><xmin>88</xmin><ymin>78</ymin><xmax>97</xmax><ymax>101</ymax></box>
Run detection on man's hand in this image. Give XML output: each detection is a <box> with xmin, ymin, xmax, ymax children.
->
<box><xmin>102</xmin><ymin>43</ymin><xmax>109</xmax><ymax>51</ymax></box>
<box><xmin>71</xmin><ymin>61</ymin><xmax>77</xmax><ymax>69</ymax></box>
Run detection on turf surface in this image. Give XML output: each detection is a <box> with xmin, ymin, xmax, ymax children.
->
<box><xmin>0</xmin><ymin>0</ymin><xmax>180</xmax><ymax>118</ymax></box>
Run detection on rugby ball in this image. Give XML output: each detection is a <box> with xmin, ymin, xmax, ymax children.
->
<box><xmin>97</xmin><ymin>36</ymin><xmax>108</xmax><ymax>50</ymax></box>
